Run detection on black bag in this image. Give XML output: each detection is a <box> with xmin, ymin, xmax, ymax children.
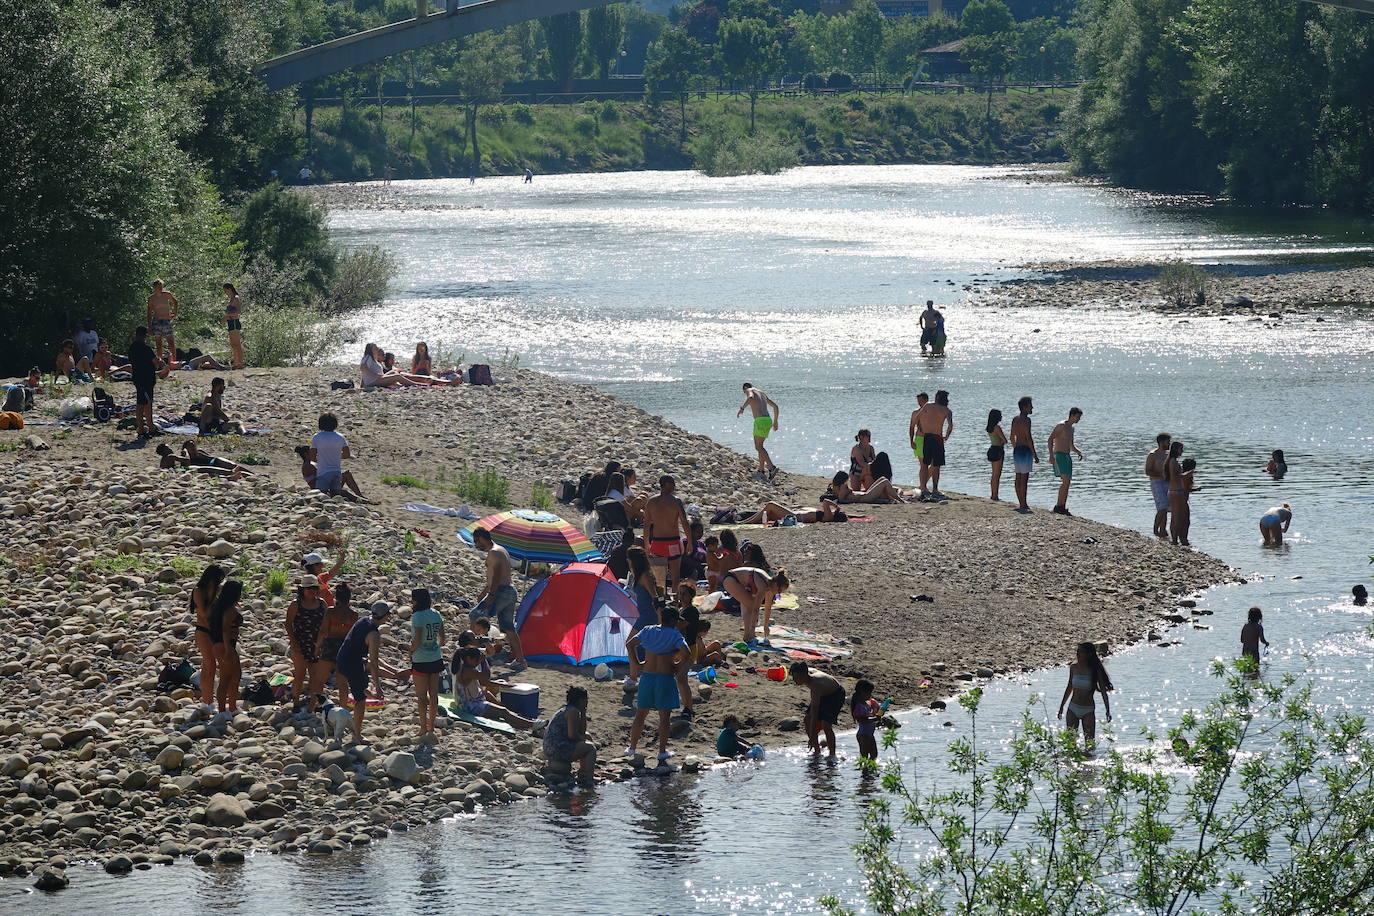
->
<box><xmin>243</xmin><ymin>677</ymin><xmax>275</xmax><ymax>706</ymax></box>
<box><xmin>331</xmin><ymin>379</ymin><xmax>355</xmax><ymax>390</ymax></box>
<box><xmin>555</xmin><ymin>479</ymin><xmax>579</xmax><ymax>504</ymax></box>
<box><xmin>467</xmin><ymin>364</ymin><xmax>493</xmax><ymax>386</ymax></box>
<box><xmin>156</xmin><ymin>659</ymin><xmax>196</xmax><ymax>692</ymax></box>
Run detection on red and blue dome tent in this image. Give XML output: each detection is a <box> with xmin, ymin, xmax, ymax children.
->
<box><xmin>514</xmin><ymin>563</ymin><xmax>640</xmax><ymax>665</ymax></box>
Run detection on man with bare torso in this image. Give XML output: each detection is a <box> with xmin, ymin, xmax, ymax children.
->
<box><xmin>907</xmin><ymin>391</ymin><xmax>930</xmax><ymax>465</ymax></box>
<box><xmin>625</xmin><ymin>604</ymin><xmax>690</xmax><ymax>762</ymax></box>
<box><xmin>1145</xmin><ymin>432</ymin><xmax>1173</xmax><ymax>538</ymax></box>
<box><xmin>146</xmin><ymin>280</ymin><xmax>179</xmax><ymax>364</ymax></box>
<box><xmin>918</xmin><ymin>300</ymin><xmax>943</xmax><ymax>356</ymax></box>
<box><xmin>1048</xmin><ymin>407</ymin><xmax>1084</xmax><ymax>516</ymax></box>
<box><xmin>915</xmin><ymin>389</ymin><xmax>953</xmax><ymax>501</ymax></box>
<box><xmin>737</xmin><ymin>382</ymin><xmax>779</xmax><ymax>480</ymax></box>
<box><xmin>643</xmin><ymin>475</ymin><xmax>692</xmax><ymax>594</ymax></box>
<box><xmin>1009</xmin><ymin>395</ymin><xmax>1040</xmax><ymax>512</ymax></box>
<box><xmin>471</xmin><ymin>527</ymin><xmax>526</xmax><ymax>670</ymax></box>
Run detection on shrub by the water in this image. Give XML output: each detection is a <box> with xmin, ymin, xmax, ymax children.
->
<box><xmin>692</xmin><ymin>125</ymin><xmax>800</xmax><ymax>177</ymax></box>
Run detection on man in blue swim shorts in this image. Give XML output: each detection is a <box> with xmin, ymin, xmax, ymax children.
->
<box><xmin>1145</xmin><ymin>432</ymin><xmax>1172</xmax><ymax>537</ymax></box>
<box><xmin>625</xmin><ymin>605</ymin><xmax>689</xmax><ymax>762</ymax></box>
<box><xmin>1009</xmin><ymin>396</ymin><xmax>1039</xmax><ymax>512</ymax></box>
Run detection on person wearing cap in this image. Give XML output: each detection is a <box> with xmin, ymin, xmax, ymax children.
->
<box><xmin>335</xmin><ymin>601</ymin><xmax>393</xmax><ymax>742</ymax></box>
<box><xmin>303</xmin><ymin>547</ymin><xmax>346</xmax><ymax>607</ymax></box>
<box><xmin>285</xmin><ymin>574</ymin><xmax>328</xmax><ymax>714</ymax></box>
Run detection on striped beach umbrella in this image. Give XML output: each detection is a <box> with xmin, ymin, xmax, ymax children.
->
<box><xmin>457</xmin><ymin>509</ymin><xmax>603</xmax><ymax>564</ymax></box>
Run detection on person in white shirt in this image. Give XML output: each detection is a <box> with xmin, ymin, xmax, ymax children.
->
<box><xmin>73</xmin><ymin>320</ymin><xmax>99</xmax><ymax>363</ymax></box>
<box><xmin>309</xmin><ymin>412</ymin><xmax>350</xmax><ymax>495</ymax></box>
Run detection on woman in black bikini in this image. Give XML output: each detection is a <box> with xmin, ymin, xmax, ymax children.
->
<box><xmin>223</xmin><ymin>283</ymin><xmax>243</xmax><ymax>370</ymax></box>
<box><xmin>849</xmin><ymin>429</ymin><xmax>876</xmax><ymax>490</ymax></box>
<box><xmin>735</xmin><ymin>500</ymin><xmax>849</xmax><ymax>525</ymax></box>
<box><xmin>210</xmin><ymin>580</ymin><xmax>244</xmax><ymax>714</ymax></box>
<box><xmin>986</xmin><ymin>409</ymin><xmax>1007</xmax><ymax>502</ymax></box>
<box><xmin>190</xmin><ymin>565</ymin><xmax>226</xmax><ymax>709</ymax></box>
<box><xmin>286</xmin><ymin>575</ymin><xmax>328</xmax><ymax>713</ymax></box>
<box><xmin>829</xmin><ymin>471</ymin><xmax>907</xmax><ymax>504</ymax></box>
<box><xmin>721</xmin><ymin>566</ymin><xmax>790</xmax><ymax>644</ymax></box>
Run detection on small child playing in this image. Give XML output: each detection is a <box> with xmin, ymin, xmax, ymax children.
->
<box><xmin>851</xmin><ymin>679</ymin><xmax>881</xmax><ymax>760</ymax></box>
<box><xmin>716</xmin><ymin>714</ymin><xmax>751</xmax><ymax>758</ymax></box>
<box><xmin>1240</xmin><ymin>606</ymin><xmax>1270</xmax><ymax>664</ymax></box>
<box><xmin>469</xmin><ymin>617</ymin><xmax>504</xmax><ymax>658</ymax></box>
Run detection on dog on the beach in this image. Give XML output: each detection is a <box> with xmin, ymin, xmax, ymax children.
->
<box><xmin>318</xmin><ymin>699</ymin><xmax>354</xmax><ymax>744</ymax></box>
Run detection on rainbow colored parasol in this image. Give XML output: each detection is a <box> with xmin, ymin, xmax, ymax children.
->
<box><xmin>457</xmin><ymin>509</ymin><xmax>603</xmax><ymax>564</ymax></box>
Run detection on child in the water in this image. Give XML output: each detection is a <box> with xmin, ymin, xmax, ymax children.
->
<box><xmin>716</xmin><ymin>714</ymin><xmax>751</xmax><ymax>758</ymax></box>
<box><xmin>851</xmin><ymin>679</ymin><xmax>881</xmax><ymax>759</ymax></box>
<box><xmin>1240</xmin><ymin>606</ymin><xmax>1270</xmax><ymax>663</ymax></box>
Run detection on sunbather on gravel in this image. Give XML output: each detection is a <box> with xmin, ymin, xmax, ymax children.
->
<box><xmin>735</xmin><ymin>499</ymin><xmax>849</xmax><ymax>525</ymax></box>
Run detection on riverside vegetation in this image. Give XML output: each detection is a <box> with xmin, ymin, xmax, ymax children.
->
<box><xmin>822</xmin><ymin>659</ymin><xmax>1374</xmax><ymax>915</ymax></box>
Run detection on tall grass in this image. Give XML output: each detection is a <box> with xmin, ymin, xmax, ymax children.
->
<box><xmin>382</xmin><ymin>467</ymin><xmax>511</xmax><ymax>509</ymax></box>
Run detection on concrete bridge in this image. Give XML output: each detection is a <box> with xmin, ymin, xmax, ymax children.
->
<box><xmin>258</xmin><ymin>0</ymin><xmax>607</xmax><ymax>91</ymax></box>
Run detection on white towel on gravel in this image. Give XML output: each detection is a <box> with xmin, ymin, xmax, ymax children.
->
<box><xmin>404</xmin><ymin>502</ymin><xmax>480</xmax><ymax>520</ymax></box>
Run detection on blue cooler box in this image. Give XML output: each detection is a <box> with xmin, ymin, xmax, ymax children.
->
<box><xmin>500</xmin><ymin>683</ymin><xmax>540</xmax><ymax>719</ymax></box>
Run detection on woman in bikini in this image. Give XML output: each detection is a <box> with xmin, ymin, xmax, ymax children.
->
<box><xmin>1165</xmin><ymin>441</ymin><xmax>1195</xmax><ymax>547</ymax></box>
<box><xmin>986</xmin><ymin>409</ymin><xmax>1007</xmax><ymax>502</ymax></box>
<box><xmin>721</xmin><ymin>566</ymin><xmax>790</xmax><ymax>644</ymax></box>
<box><xmin>286</xmin><ymin>575</ymin><xmax>328</xmax><ymax>714</ymax></box>
<box><xmin>223</xmin><ymin>283</ymin><xmax>244</xmax><ymax>369</ymax></box>
<box><xmin>849</xmin><ymin>429</ymin><xmax>877</xmax><ymax>490</ymax></box>
<box><xmin>190</xmin><ymin>565</ymin><xmax>226</xmax><ymax>709</ymax></box>
<box><xmin>1057</xmin><ymin>641</ymin><xmax>1114</xmax><ymax>745</ymax></box>
<box><xmin>317</xmin><ymin>583</ymin><xmax>358</xmax><ymax>706</ymax></box>
<box><xmin>829</xmin><ymin>471</ymin><xmax>907</xmax><ymax>504</ymax></box>
<box><xmin>735</xmin><ymin>500</ymin><xmax>849</xmax><ymax>525</ymax></box>
<box><xmin>210</xmin><ymin>580</ymin><xmax>244</xmax><ymax>715</ymax></box>
<box><xmin>411</xmin><ymin>341</ymin><xmax>433</xmax><ymax>377</ymax></box>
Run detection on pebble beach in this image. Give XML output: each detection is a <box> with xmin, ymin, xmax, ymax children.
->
<box><xmin>0</xmin><ymin>366</ymin><xmax>1230</xmax><ymax>889</ymax></box>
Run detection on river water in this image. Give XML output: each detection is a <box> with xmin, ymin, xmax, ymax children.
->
<box><xmin>10</xmin><ymin>166</ymin><xmax>1374</xmax><ymax>914</ymax></box>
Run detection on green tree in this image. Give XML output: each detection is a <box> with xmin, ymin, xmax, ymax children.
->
<box><xmin>0</xmin><ymin>0</ymin><xmax>231</xmax><ymax>371</ymax></box>
<box><xmin>235</xmin><ymin>185</ymin><xmax>336</xmax><ymax>297</ymax></box>
<box><xmin>448</xmin><ymin>32</ymin><xmax>519</xmax><ymax>176</ymax></box>
<box><xmin>844</xmin><ymin>0</ymin><xmax>886</xmax><ymax>78</ymax></box>
<box><xmin>961</xmin><ymin>0</ymin><xmax>1017</xmax><ymax>37</ymax></box>
<box><xmin>585</xmin><ymin>3</ymin><xmax>627</xmax><ymax>81</ymax></box>
<box><xmin>716</xmin><ymin>16</ymin><xmax>785</xmax><ymax>133</ymax></box>
<box><xmin>645</xmin><ymin>28</ymin><xmax>706</xmax><ymax>147</ymax></box>
<box><xmin>542</xmin><ymin>10</ymin><xmax>583</xmax><ymax>93</ymax></box>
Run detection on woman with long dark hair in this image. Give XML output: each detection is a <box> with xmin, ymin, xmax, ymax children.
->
<box><xmin>210</xmin><ymin>580</ymin><xmax>244</xmax><ymax>714</ymax></box>
<box><xmin>190</xmin><ymin>564</ymin><xmax>227</xmax><ymax>709</ymax></box>
<box><xmin>986</xmin><ymin>409</ymin><xmax>1007</xmax><ymax>502</ymax></box>
<box><xmin>1057</xmin><ymin>641</ymin><xmax>1114</xmax><ymax>744</ymax></box>
<box><xmin>223</xmin><ymin>283</ymin><xmax>244</xmax><ymax>369</ymax></box>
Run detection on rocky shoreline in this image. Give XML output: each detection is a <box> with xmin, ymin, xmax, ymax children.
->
<box><xmin>972</xmin><ymin>259</ymin><xmax>1374</xmax><ymax>317</ymax></box>
<box><xmin>0</xmin><ymin>367</ymin><xmax>1229</xmax><ymax>890</ymax></box>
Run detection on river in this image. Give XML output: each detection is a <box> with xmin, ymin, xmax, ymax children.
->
<box><xmin>9</xmin><ymin>165</ymin><xmax>1374</xmax><ymax>914</ymax></box>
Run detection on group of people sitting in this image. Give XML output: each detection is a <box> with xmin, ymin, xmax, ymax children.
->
<box><xmin>359</xmin><ymin>341</ymin><xmax>462</xmax><ymax>389</ymax></box>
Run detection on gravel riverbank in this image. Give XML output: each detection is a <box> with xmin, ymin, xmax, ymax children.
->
<box><xmin>0</xmin><ymin>366</ymin><xmax>1229</xmax><ymax>889</ymax></box>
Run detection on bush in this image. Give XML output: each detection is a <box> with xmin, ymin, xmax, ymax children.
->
<box><xmin>511</xmin><ymin>103</ymin><xmax>535</xmax><ymax>125</ymax></box>
<box><xmin>531</xmin><ymin>483</ymin><xmax>553</xmax><ymax>511</ymax></box>
<box><xmin>692</xmin><ymin>125</ymin><xmax>800</xmax><ymax>177</ymax></box>
<box><xmin>823</xmin><ymin>661</ymin><xmax>1374</xmax><ymax>916</ymax></box>
<box><xmin>1157</xmin><ymin>260</ymin><xmax>1226</xmax><ymax>307</ymax></box>
<box><xmin>235</xmin><ymin>185</ymin><xmax>336</xmax><ymax>294</ymax></box>
<box><xmin>574</xmin><ymin>114</ymin><xmax>599</xmax><ymax>138</ymax></box>
<box><xmin>600</xmin><ymin>101</ymin><xmax>620</xmax><ymax>123</ymax></box>
<box><xmin>827</xmin><ymin>71</ymin><xmax>854</xmax><ymax>90</ymax></box>
<box><xmin>326</xmin><ymin>246</ymin><xmax>395</xmax><ymax>313</ymax></box>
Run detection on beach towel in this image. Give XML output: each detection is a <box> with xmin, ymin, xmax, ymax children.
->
<box><xmin>339</xmin><ymin>697</ymin><xmax>388</xmax><ymax>709</ymax></box>
<box><xmin>153</xmin><ymin>418</ymin><xmax>268</xmax><ymax>436</ymax></box>
<box><xmin>404</xmin><ymin>502</ymin><xmax>481</xmax><ymax>520</ymax></box>
<box><xmin>441</xmin><ymin>698</ymin><xmax>517</xmax><ymax>734</ymax></box>
<box><xmin>767</xmin><ymin>624</ymin><xmax>853</xmax><ymax>660</ymax></box>
<box><xmin>695</xmin><ymin>592</ymin><xmax>799</xmax><ymax>612</ymax></box>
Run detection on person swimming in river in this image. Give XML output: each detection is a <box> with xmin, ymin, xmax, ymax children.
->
<box><xmin>1057</xmin><ymin>641</ymin><xmax>1113</xmax><ymax>745</ymax></box>
<box><xmin>1263</xmin><ymin>449</ymin><xmax>1287</xmax><ymax>478</ymax></box>
<box><xmin>1240</xmin><ymin>606</ymin><xmax>1270</xmax><ymax>666</ymax></box>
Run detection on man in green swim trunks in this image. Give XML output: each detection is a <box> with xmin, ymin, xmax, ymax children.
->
<box><xmin>907</xmin><ymin>391</ymin><xmax>929</xmax><ymax>462</ymax></box>
<box><xmin>1049</xmin><ymin>407</ymin><xmax>1084</xmax><ymax>516</ymax></box>
<box><xmin>737</xmin><ymin>383</ymin><xmax>780</xmax><ymax>480</ymax></box>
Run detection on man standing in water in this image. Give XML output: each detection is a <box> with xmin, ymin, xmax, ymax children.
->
<box><xmin>643</xmin><ymin>475</ymin><xmax>692</xmax><ymax>594</ymax></box>
<box><xmin>737</xmin><ymin>383</ymin><xmax>780</xmax><ymax>480</ymax></box>
<box><xmin>907</xmin><ymin>391</ymin><xmax>929</xmax><ymax>465</ymax></box>
<box><xmin>625</xmin><ymin>604</ymin><xmax>689</xmax><ymax>762</ymax></box>
<box><xmin>915</xmin><ymin>390</ymin><xmax>953</xmax><ymax>501</ymax></box>
<box><xmin>1009</xmin><ymin>396</ymin><xmax>1039</xmax><ymax>512</ymax></box>
<box><xmin>918</xmin><ymin>300</ymin><xmax>943</xmax><ymax>356</ymax></box>
<box><xmin>1049</xmin><ymin>408</ymin><xmax>1085</xmax><ymax>516</ymax></box>
<box><xmin>146</xmin><ymin>280</ymin><xmax>178</xmax><ymax>364</ymax></box>
<box><xmin>471</xmin><ymin>527</ymin><xmax>526</xmax><ymax>671</ymax></box>
<box><xmin>1145</xmin><ymin>432</ymin><xmax>1173</xmax><ymax>537</ymax></box>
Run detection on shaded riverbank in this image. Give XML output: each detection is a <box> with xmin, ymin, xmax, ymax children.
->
<box><xmin>0</xmin><ymin>366</ymin><xmax>1226</xmax><ymax>888</ymax></box>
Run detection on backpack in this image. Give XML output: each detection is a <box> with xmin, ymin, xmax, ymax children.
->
<box><xmin>156</xmin><ymin>659</ymin><xmax>196</xmax><ymax>692</ymax></box>
<box><xmin>467</xmin><ymin>364</ymin><xmax>493</xmax><ymax>386</ymax></box>
<box><xmin>242</xmin><ymin>677</ymin><xmax>275</xmax><ymax>706</ymax></box>
<box><xmin>330</xmin><ymin>379</ymin><xmax>355</xmax><ymax>390</ymax></box>
<box><xmin>555</xmin><ymin>479</ymin><xmax>579</xmax><ymax>504</ymax></box>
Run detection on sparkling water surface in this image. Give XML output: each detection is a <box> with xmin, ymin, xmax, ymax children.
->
<box><xmin>10</xmin><ymin>166</ymin><xmax>1373</xmax><ymax>914</ymax></box>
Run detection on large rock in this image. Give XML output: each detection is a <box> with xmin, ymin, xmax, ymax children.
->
<box><xmin>206</xmin><ymin>539</ymin><xmax>235</xmax><ymax>559</ymax></box>
<box><xmin>204</xmin><ymin>793</ymin><xmax>247</xmax><ymax>828</ymax></box>
<box><xmin>154</xmin><ymin>746</ymin><xmax>185</xmax><ymax>770</ymax></box>
<box><xmin>384</xmin><ymin>752</ymin><xmax>421</xmax><ymax>784</ymax></box>
<box><xmin>32</xmin><ymin>866</ymin><xmax>68</xmax><ymax>891</ymax></box>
